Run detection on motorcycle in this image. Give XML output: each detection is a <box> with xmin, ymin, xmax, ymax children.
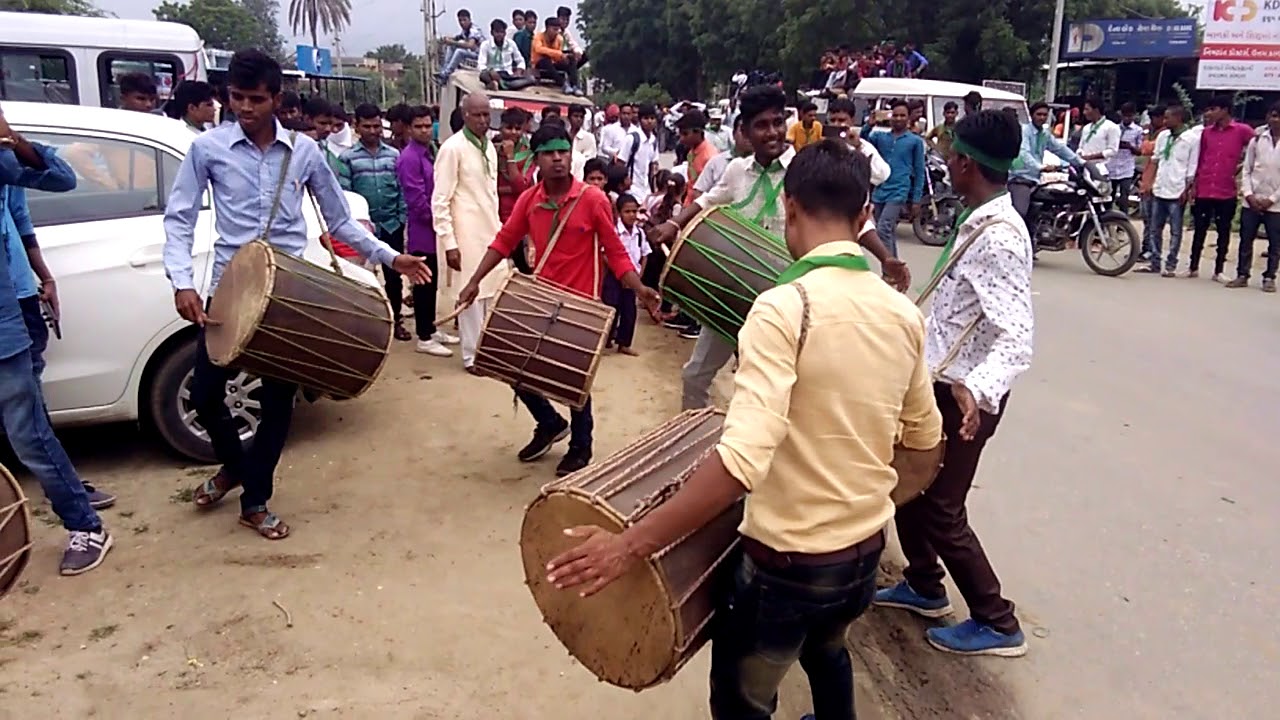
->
<box><xmin>1027</xmin><ymin>162</ymin><xmax>1141</xmax><ymax>277</ymax></box>
<box><xmin>913</xmin><ymin>148</ymin><xmax>963</xmax><ymax>247</ymax></box>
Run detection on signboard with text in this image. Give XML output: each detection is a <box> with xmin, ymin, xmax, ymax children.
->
<box><xmin>1061</xmin><ymin>18</ymin><xmax>1199</xmax><ymax>59</ymax></box>
<box><xmin>1199</xmin><ymin>0</ymin><xmax>1280</xmax><ymax>90</ymax></box>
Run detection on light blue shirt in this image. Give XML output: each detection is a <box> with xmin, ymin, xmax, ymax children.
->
<box><xmin>0</xmin><ymin>144</ymin><xmax>77</xmax><ymax>360</ymax></box>
<box><xmin>1011</xmin><ymin>122</ymin><xmax>1082</xmax><ymax>183</ymax></box>
<box><xmin>2</xmin><ymin>186</ymin><xmax>39</xmax><ymax>299</ymax></box>
<box><xmin>162</xmin><ymin>120</ymin><xmax>397</xmax><ymax>293</ymax></box>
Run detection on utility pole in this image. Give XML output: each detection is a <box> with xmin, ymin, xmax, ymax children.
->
<box><xmin>421</xmin><ymin>0</ymin><xmax>443</xmax><ymax>104</ymax></box>
<box><xmin>334</xmin><ymin>31</ymin><xmax>346</xmax><ymax>106</ymax></box>
<box><xmin>1046</xmin><ymin>0</ymin><xmax>1066</xmax><ymax>101</ymax></box>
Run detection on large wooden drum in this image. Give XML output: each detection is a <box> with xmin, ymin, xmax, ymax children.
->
<box><xmin>475</xmin><ymin>273</ymin><xmax>615</xmax><ymax>409</ymax></box>
<box><xmin>0</xmin><ymin>463</ymin><xmax>32</xmax><ymax>600</ymax></box>
<box><xmin>660</xmin><ymin>206</ymin><xmax>792</xmax><ymax>345</ymax></box>
<box><xmin>521</xmin><ymin>408</ymin><xmax>742</xmax><ymax>690</ymax></box>
<box><xmin>205</xmin><ymin>241</ymin><xmax>393</xmax><ymax>400</ymax></box>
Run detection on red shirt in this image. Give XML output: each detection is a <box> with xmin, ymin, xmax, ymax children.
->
<box><xmin>497</xmin><ymin>154</ymin><xmax>536</xmax><ymax>221</ymax></box>
<box><xmin>491</xmin><ymin>179</ymin><xmax>637</xmax><ymax>299</ymax></box>
<box><xmin>1196</xmin><ymin>120</ymin><xmax>1255</xmax><ymax>200</ymax></box>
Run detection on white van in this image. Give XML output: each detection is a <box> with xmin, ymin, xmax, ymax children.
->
<box><xmin>0</xmin><ymin>12</ymin><xmax>207</xmax><ymax>108</ymax></box>
<box><xmin>850</xmin><ymin>77</ymin><xmax>1031</xmax><ymax>129</ymax></box>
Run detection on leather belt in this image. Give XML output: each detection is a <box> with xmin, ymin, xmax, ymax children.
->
<box><xmin>741</xmin><ymin>531</ymin><xmax>885</xmax><ymax>570</ymax></box>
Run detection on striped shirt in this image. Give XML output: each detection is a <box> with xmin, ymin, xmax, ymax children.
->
<box><xmin>338</xmin><ymin>141</ymin><xmax>407</xmax><ymax>234</ymax></box>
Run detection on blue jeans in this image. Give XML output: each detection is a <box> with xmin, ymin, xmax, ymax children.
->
<box><xmin>873</xmin><ymin>201</ymin><xmax>904</xmax><ymax>258</ymax></box>
<box><xmin>1139</xmin><ymin>195</ymin><xmax>1157</xmax><ymax>258</ymax></box>
<box><xmin>19</xmin><ymin>295</ymin><xmax>49</xmax><ymax>379</ymax></box>
<box><xmin>0</xmin><ymin>348</ymin><xmax>99</xmax><ymax>531</ymax></box>
<box><xmin>709</xmin><ymin>541</ymin><xmax>883</xmax><ymax>720</ymax></box>
<box><xmin>515</xmin><ymin>391</ymin><xmax>593</xmax><ymax>451</ymax></box>
<box><xmin>1237</xmin><ymin>208</ymin><xmax>1280</xmax><ymax>280</ymax></box>
<box><xmin>440</xmin><ymin>47</ymin><xmax>477</xmax><ymax>77</ymax></box>
<box><xmin>1148</xmin><ymin>198</ymin><xmax>1185</xmax><ymax>271</ymax></box>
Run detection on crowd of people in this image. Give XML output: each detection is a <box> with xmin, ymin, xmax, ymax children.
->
<box><xmin>807</xmin><ymin>41</ymin><xmax>930</xmax><ymax>97</ymax></box>
<box><xmin>436</xmin><ymin>6</ymin><xmax>588</xmax><ymax>96</ymax></box>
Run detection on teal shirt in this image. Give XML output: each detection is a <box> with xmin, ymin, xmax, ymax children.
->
<box><xmin>514</xmin><ymin>28</ymin><xmax>534</xmax><ymax>63</ymax></box>
<box><xmin>337</xmin><ymin>141</ymin><xmax>407</xmax><ymax>234</ymax></box>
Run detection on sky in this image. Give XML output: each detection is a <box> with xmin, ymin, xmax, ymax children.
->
<box><xmin>95</xmin><ymin>0</ymin><xmax>579</xmax><ymax>55</ymax></box>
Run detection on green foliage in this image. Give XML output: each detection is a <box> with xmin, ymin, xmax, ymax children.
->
<box><xmin>365</xmin><ymin>44</ymin><xmax>412</xmax><ymax>64</ymax></box>
<box><xmin>153</xmin><ymin>0</ymin><xmax>262</xmax><ymax>52</ymax></box>
<box><xmin>287</xmin><ymin>0</ymin><xmax>351</xmax><ymax>49</ymax></box>
<box><xmin>581</xmin><ymin>0</ymin><xmax>1190</xmax><ymax>99</ymax></box>
<box><xmin>0</xmin><ymin>0</ymin><xmax>105</xmax><ymax>15</ymax></box>
<box><xmin>594</xmin><ymin>83</ymin><xmax>672</xmax><ymax>108</ymax></box>
<box><xmin>1172</xmin><ymin>81</ymin><xmax>1194</xmax><ymax>114</ymax></box>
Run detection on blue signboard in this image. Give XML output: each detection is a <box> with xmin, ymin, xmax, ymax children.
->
<box><xmin>1061</xmin><ymin>18</ymin><xmax>1199</xmax><ymax>60</ymax></box>
<box><xmin>295</xmin><ymin>44</ymin><xmax>333</xmax><ymax>75</ymax></box>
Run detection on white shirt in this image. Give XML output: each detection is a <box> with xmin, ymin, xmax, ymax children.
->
<box><xmin>615</xmin><ymin>218</ymin><xmax>649</xmax><ymax>269</ymax></box>
<box><xmin>477</xmin><ymin>38</ymin><xmax>524</xmax><ymax>72</ymax></box>
<box><xmin>574</xmin><ymin>127</ymin><xmax>598</xmax><ymax>159</ymax></box>
<box><xmin>630</xmin><ymin>130</ymin><xmax>659</xmax><ymax>194</ymax></box>
<box><xmin>671</xmin><ymin>162</ymin><xmax>688</xmax><ymax>180</ymax></box>
<box><xmin>571</xmin><ymin>150</ymin><xmax>586</xmax><ymax>181</ymax></box>
<box><xmin>1241</xmin><ymin>126</ymin><xmax>1280</xmax><ymax>212</ymax></box>
<box><xmin>707</xmin><ymin>126</ymin><xmax>733</xmax><ymax>153</ymax></box>
<box><xmin>561</xmin><ymin>28</ymin><xmax>584</xmax><ymax>54</ymax></box>
<box><xmin>600</xmin><ymin>122</ymin><xmax>640</xmax><ymax>164</ymax></box>
<box><xmin>1076</xmin><ymin>117</ymin><xmax>1120</xmax><ymax>161</ymax></box>
<box><xmin>925</xmin><ymin>193</ymin><xmax>1033</xmax><ymax>414</ymax></box>
<box><xmin>694</xmin><ymin>151</ymin><xmax>735</xmax><ymax>195</ymax></box>
<box><xmin>855</xmin><ymin>136</ymin><xmax>892</xmax><ymax>186</ymax></box>
<box><xmin>1152</xmin><ymin>126</ymin><xmax>1201</xmax><ymax>200</ymax></box>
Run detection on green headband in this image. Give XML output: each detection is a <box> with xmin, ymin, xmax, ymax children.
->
<box><xmin>952</xmin><ymin>137</ymin><xmax>1015</xmax><ymax>172</ymax></box>
<box><xmin>534</xmin><ymin>138</ymin><xmax>572</xmax><ymax>153</ymax></box>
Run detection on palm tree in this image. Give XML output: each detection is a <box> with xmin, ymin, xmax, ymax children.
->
<box><xmin>287</xmin><ymin>0</ymin><xmax>352</xmax><ymax>49</ymax></box>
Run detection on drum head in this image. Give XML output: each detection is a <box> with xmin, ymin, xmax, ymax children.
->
<box><xmin>0</xmin><ymin>463</ymin><xmax>32</xmax><ymax>599</ymax></box>
<box><xmin>521</xmin><ymin>492</ymin><xmax>679</xmax><ymax>690</ymax></box>
<box><xmin>205</xmin><ymin>242</ymin><xmax>274</xmax><ymax>366</ymax></box>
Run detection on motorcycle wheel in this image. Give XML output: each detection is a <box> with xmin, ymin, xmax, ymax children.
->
<box><xmin>913</xmin><ymin>197</ymin><xmax>962</xmax><ymax>247</ymax></box>
<box><xmin>1081</xmin><ymin>216</ymin><xmax>1141</xmax><ymax>277</ymax></box>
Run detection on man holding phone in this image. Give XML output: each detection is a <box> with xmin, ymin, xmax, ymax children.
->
<box><xmin>825</xmin><ymin>97</ymin><xmax>891</xmax><ymax>187</ymax></box>
<box><xmin>1109</xmin><ymin>102</ymin><xmax>1144</xmax><ymax>216</ymax></box>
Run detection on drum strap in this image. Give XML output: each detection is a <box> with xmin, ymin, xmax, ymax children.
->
<box><xmin>533</xmin><ymin>191</ymin><xmax>587</xmax><ymax>276</ymax></box>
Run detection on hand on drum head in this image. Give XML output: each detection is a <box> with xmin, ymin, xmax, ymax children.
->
<box><xmin>174</xmin><ymin>289</ymin><xmax>208</xmax><ymax>326</ymax></box>
<box><xmin>881</xmin><ymin>257</ymin><xmax>911</xmax><ymax>293</ymax></box>
<box><xmin>391</xmin><ymin>254</ymin><xmax>433</xmax><ymax>285</ymax></box>
<box><xmin>545</xmin><ymin>525</ymin><xmax>637</xmax><ymax>598</ymax></box>
<box><xmin>950</xmin><ymin>382</ymin><xmax>980</xmax><ymax>441</ymax></box>
<box><xmin>648</xmin><ymin>220</ymin><xmax>678</xmax><ymax>247</ymax></box>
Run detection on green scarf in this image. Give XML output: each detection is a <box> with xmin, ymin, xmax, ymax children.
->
<box><xmin>731</xmin><ymin>156</ymin><xmax>786</xmax><ymax>225</ymax></box>
<box><xmin>1161</xmin><ymin>127</ymin><xmax>1183</xmax><ymax>162</ymax></box>
<box><xmin>929</xmin><ymin>190</ymin><xmax>1008</xmax><ymax>280</ymax></box>
<box><xmin>775</xmin><ymin>251</ymin><xmax>870</xmax><ymax>285</ymax></box>
<box><xmin>1084</xmin><ymin>118</ymin><xmax>1105</xmax><ymax>144</ymax></box>
<box><xmin>463</xmin><ymin>127</ymin><xmax>492</xmax><ymax>177</ymax></box>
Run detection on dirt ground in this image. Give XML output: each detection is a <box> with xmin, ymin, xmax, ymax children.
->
<box><xmin>0</xmin><ymin>319</ymin><xmax>1023</xmax><ymax>720</ymax></box>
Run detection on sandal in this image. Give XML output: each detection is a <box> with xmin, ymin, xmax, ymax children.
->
<box><xmin>394</xmin><ymin>320</ymin><xmax>412</xmax><ymax>341</ymax></box>
<box><xmin>239</xmin><ymin>506</ymin><xmax>290</xmax><ymax>540</ymax></box>
<box><xmin>193</xmin><ymin>471</ymin><xmax>239</xmax><ymax>509</ymax></box>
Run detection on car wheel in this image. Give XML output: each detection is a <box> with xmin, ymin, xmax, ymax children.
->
<box><xmin>147</xmin><ymin>339</ymin><xmax>263</xmax><ymax>463</ymax></box>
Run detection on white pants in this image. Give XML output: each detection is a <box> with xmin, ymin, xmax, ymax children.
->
<box><xmin>458</xmin><ymin>297</ymin><xmax>491</xmax><ymax>368</ymax></box>
<box><xmin>681</xmin><ymin>331</ymin><xmax>735</xmax><ymax>410</ymax></box>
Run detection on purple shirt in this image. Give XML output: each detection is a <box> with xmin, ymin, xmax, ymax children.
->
<box><xmin>395</xmin><ymin>139</ymin><xmax>437</xmax><ymax>253</ymax></box>
<box><xmin>1196</xmin><ymin>120</ymin><xmax>1256</xmax><ymax>200</ymax></box>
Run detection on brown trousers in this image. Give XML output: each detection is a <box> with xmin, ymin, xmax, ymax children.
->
<box><xmin>895</xmin><ymin>382</ymin><xmax>1020</xmax><ymax>635</ymax></box>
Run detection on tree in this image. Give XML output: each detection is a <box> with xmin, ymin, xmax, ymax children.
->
<box><xmin>153</xmin><ymin>0</ymin><xmax>260</xmax><ymax>52</ymax></box>
<box><xmin>366</xmin><ymin>44</ymin><xmax>412</xmax><ymax>65</ymax></box>
<box><xmin>287</xmin><ymin>0</ymin><xmax>352</xmax><ymax>50</ymax></box>
<box><xmin>240</xmin><ymin>0</ymin><xmax>285</xmax><ymax>57</ymax></box>
<box><xmin>0</xmin><ymin>0</ymin><xmax>105</xmax><ymax>16</ymax></box>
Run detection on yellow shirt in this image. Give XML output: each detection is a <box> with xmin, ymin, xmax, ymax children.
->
<box><xmin>716</xmin><ymin>241</ymin><xmax>943</xmax><ymax>553</ymax></box>
<box><xmin>787</xmin><ymin>120</ymin><xmax>823</xmax><ymax>150</ymax></box>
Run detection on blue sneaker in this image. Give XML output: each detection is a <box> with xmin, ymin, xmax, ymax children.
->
<box><xmin>873</xmin><ymin>581</ymin><xmax>953</xmax><ymax>618</ymax></box>
<box><xmin>926</xmin><ymin>619</ymin><xmax>1028</xmax><ymax>657</ymax></box>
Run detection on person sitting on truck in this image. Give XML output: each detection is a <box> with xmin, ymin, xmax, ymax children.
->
<box><xmin>532</xmin><ymin>17</ymin><xmax>582</xmax><ymax>96</ymax></box>
<box><xmin>436</xmin><ymin>8</ymin><xmax>487</xmax><ymax>84</ymax></box>
<box><xmin>514</xmin><ymin>8</ymin><xmax>537</xmax><ymax>65</ymax></box>
<box><xmin>478</xmin><ymin>18</ymin><xmax>526</xmax><ymax>91</ymax></box>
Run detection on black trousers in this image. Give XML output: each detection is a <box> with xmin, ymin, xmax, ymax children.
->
<box><xmin>191</xmin><ymin>319</ymin><xmax>296</xmax><ymax>512</ymax></box>
<box><xmin>1189</xmin><ymin>197</ymin><xmax>1237</xmax><ymax>274</ymax></box>
<box><xmin>535</xmin><ymin>56</ymin><xmax>578</xmax><ymax>87</ymax></box>
<box><xmin>410</xmin><ymin>252</ymin><xmax>439</xmax><ymax>340</ymax></box>
<box><xmin>380</xmin><ymin>226</ymin><xmax>406</xmax><ymax>320</ymax></box>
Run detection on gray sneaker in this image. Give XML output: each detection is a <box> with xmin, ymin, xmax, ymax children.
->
<box><xmin>60</xmin><ymin>528</ymin><xmax>113</xmax><ymax>576</ymax></box>
<box><xmin>84</xmin><ymin>484</ymin><xmax>116</xmax><ymax>510</ymax></box>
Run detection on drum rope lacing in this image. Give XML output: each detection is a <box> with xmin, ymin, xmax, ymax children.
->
<box><xmin>508</xmin><ymin>299</ymin><xmax>564</xmax><ymax>401</ymax></box>
<box><xmin>0</xmin><ymin>498</ymin><xmax>32</xmax><ymax>580</ymax></box>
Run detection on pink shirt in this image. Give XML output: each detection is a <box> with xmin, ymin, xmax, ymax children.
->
<box><xmin>1196</xmin><ymin>120</ymin><xmax>1256</xmax><ymax>199</ymax></box>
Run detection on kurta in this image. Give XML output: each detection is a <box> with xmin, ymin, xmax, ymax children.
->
<box><xmin>432</xmin><ymin>131</ymin><xmax>509</xmax><ymax>299</ymax></box>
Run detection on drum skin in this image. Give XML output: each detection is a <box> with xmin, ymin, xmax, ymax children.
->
<box><xmin>0</xmin><ymin>463</ymin><xmax>32</xmax><ymax>599</ymax></box>
<box><xmin>475</xmin><ymin>273</ymin><xmax>615</xmax><ymax>410</ymax></box>
<box><xmin>660</xmin><ymin>206</ymin><xmax>792</xmax><ymax>346</ymax></box>
<box><xmin>520</xmin><ymin>409</ymin><xmax>741</xmax><ymax>690</ymax></box>
<box><xmin>205</xmin><ymin>241</ymin><xmax>393</xmax><ymax>400</ymax></box>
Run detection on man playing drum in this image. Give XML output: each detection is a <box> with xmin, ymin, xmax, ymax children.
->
<box><xmin>163</xmin><ymin>50</ymin><xmax>432</xmax><ymax>540</ymax></box>
<box><xmin>456</xmin><ymin>123</ymin><xmax>660</xmax><ymax>477</ymax></box>
<box><xmin>546</xmin><ymin>140</ymin><xmax>943</xmax><ymax>718</ymax></box>
<box><xmin>648</xmin><ymin>84</ymin><xmax>910</xmax><ymax>410</ymax></box>
<box><xmin>873</xmin><ymin>110</ymin><xmax>1034</xmax><ymax>657</ymax></box>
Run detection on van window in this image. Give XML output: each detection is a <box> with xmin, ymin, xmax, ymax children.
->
<box><xmin>0</xmin><ymin>48</ymin><xmax>76</xmax><ymax>104</ymax></box>
<box><xmin>22</xmin><ymin>133</ymin><xmax>163</xmax><ymax>226</ymax></box>
<box><xmin>98</xmin><ymin>53</ymin><xmax>184</xmax><ymax>108</ymax></box>
<box><xmin>935</xmin><ymin>96</ymin><xmax>1029</xmax><ymax>124</ymax></box>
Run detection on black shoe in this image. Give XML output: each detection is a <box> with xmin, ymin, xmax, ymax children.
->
<box><xmin>555</xmin><ymin>447</ymin><xmax>592</xmax><ymax>477</ymax></box>
<box><xmin>517</xmin><ymin>418</ymin><xmax>570</xmax><ymax>462</ymax></box>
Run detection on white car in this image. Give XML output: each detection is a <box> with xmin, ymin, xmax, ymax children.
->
<box><xmin>4</xmin><ymin>101</ymin><xmax>384</xmax><ymax>462</ymax></box>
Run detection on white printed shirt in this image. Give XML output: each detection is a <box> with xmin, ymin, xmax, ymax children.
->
<box><xmin>477</xmin><ymin>38</ymin><xmax>525</xmax><ymax>73</ymax></box>
<box><xmin>615</xmin><ymin>219</ymin><xmax>649</xmax><ymax>269</ymax></box>
<box><xmin>630</xmin><ymin>130</ymin><xmax>659</xmax><ymax>194</ymax></box>
<box><xmin>1242</xmin><ymin>126</ymin><xmax>1280</xmax><ymax>213</ymax></box>
<box><xmin>1152</xmin><ymin>126</ymin><xmax>1201</xmax><ymax>201</ymax></box>
<box><xmin>926</xmin><ymin>193</ymin><xmax>1034</xmax><ymax>414</ymax></box>
<box><xmin>1076</xmin><ymin>117</ymin><xmax>1120</xmax><ymax>161</ymax></box>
